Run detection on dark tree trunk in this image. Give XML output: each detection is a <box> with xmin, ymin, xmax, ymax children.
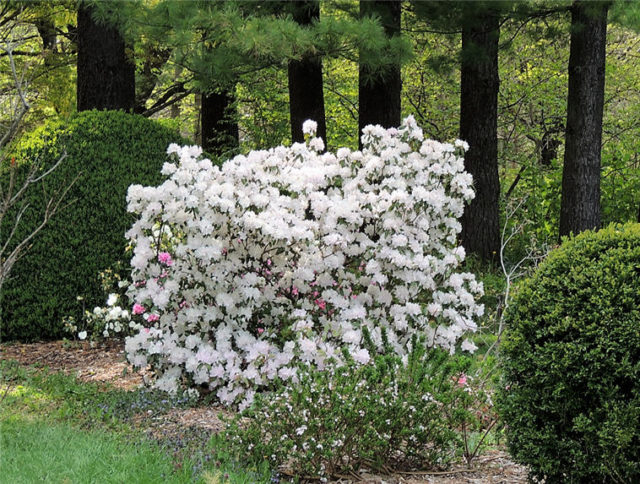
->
<box><xmin>201</xmin><ymin>88</ymin><xmax>239</xmax><ymax>157</ymax></box>
<box><xmin>288</xmin><ymin>1</ymin><xmax>326</xmax><ymax>145</ymax></box>
<box><xmin>559</xmin><ymin>1</ymin><xmax>608</xmax><ymax>237</ymax></box>
<box><xmin>76</xmin><ymin>3</ymin><xmax>135</xmax><ymax>112</ymax></box>
<box><xmin>459</xmin><ymin>11</ymin><xmax>501</xmax><ymax>262</ymax></box>
<box><xmin>358</xmin><ymin>0</ymin><xmax>402</xmax><ymax>147</ymax></box>
<box><xmin>36</xmin><ymin>19</ymin><xmax>57</xmax><ymax>52</ymax></box>
<box><xmin>134</xmin><ymin>47</ymin><xmax>171</xmax><ymax>114</ymax></box>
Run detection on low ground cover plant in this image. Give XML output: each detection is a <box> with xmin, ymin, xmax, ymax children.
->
<box><xmin>225</xmin><ymin>340</ymin><xmax>492</xmax><ymax>479</ymax></box>
<box><xmin>121</xmin><ymin>117</ymin><xmax>484</xmax><ymax>407</ymax></box>
<box><xmin>499</xmin><ymin>223</ymin><xmax>640</xmax><ymax>483</ymax></box>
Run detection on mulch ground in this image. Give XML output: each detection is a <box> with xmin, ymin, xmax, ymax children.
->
<box><xmin>0</xmin><ymin>340</ymin><xmax>529</xmax><ymax>483</ymax></box>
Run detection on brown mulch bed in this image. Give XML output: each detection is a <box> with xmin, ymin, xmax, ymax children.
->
<box><xmin>0</xmin><ymin>339</ymin><xmax>529</xmax><ymax>483</ymax></box>
<box><xmin>1</xmin><ymin>339</ymin><xmax>144</xmax><ymax>390</ymax></box>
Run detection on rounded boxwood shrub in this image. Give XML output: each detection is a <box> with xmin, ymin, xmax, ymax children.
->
<box><xmin>1</xmin><ymin>110</ymin><xmax>186</xmax><ymax>341</ymax></box>
<box><xmin>498</xmin><ymin>223</ymin><xmax>640</xmax><ymax>483</ymax></box>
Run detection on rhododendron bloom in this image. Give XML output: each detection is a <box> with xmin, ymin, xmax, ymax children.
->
<box><xmin>158</xmin><ymin>252</ymin><xmax>173</xmax><ymax>266</ymax></box>
<box><xmin>124</xmin><ymin>117</ymin><xmax>483</xmax><ymax>406</ymax></box>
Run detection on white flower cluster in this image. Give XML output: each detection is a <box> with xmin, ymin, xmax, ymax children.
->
<box><xmin>124</xmin><ymin>116</ymin><xmax>483</xmax><ymax>407</ymax></box>
<box><xmin>85</xmin><ymin>293</ymin><xmax>143</xmax><ymax>339</ymax></box>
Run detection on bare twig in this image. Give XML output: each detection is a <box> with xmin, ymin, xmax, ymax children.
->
<box><xmin>0</xmin><ymin>31</ymin><xmax>78</xmax><ymax>293</ymax></box>
<box><xmin>0</xmin><ymin>46</ymin><xmax>30</xmax><ymax>149</ymax></box>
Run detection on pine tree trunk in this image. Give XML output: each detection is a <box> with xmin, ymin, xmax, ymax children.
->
<box><xmin>358</xmin><ymin>0</ymin><xmax>401</xmax><ymax>147</ymax></box>
<box><xmin>459</xmin><ymin>11</ymin><xmax>501</xmax><ymax>262</ymax></box>
<box><xmin>76</xmin><ymin>3</ymin><xmax>135</xmax><ymax>112</ymax></box>
<box><xmin>559</xmin><ymin>1</ymin><xmax>608</xmax><ymax>237</ymax></box>
<box><xmin>201</xmin><ymin>88</ymin><xmax>239</xmax><ymax>157</ymax></box>
<box><xmin>288</xmin><ymin>1</ymin><xmax>326</xmax><ymax>145</ymax></box>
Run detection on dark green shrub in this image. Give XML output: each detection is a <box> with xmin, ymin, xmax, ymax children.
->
<box><xmin>1</xmin><ymin>110</ymin><xmax>186</xmax><ymax>341</ymax></box>
<box><xmin>498</xmin><ymin>223</ymin><xmax>640</xmax><ymax>483</ymax></box>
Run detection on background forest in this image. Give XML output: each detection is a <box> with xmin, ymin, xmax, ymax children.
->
<box><xmin>2</xmin><ymin>0</ymin><xmax>639</xmax><ymax>262</ymax></box>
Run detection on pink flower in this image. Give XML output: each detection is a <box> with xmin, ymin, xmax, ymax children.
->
<box><xmin>291</xmin><ymin>287</ymin><xmax>299</xmax><ymax>296</ymax></box>
<box><xmin>266</xmin><ymin>258</ymin><xmax>272</xmax><ymax>266</ymax></box>
<box><xmin>158</xmin><ymin>252</ymin><xmax>173</xmax><ymax>266</ymax></box>
<box><xmin>315</xmin><ymin>298</ymin><xmax>326</xmax><ymax>310</ymax></box>
<box><xmin>257</xmin><ymin>328</ymin><xmax>264</xmax><ymax>334</ymax></box>
<box><xmin>133</xmin><ymin>303</ymin><xmax>145</xmax><ymax>315</ymax></box>
<box><xmin>456</xmin><ymin>374</ymin><xmax>468</xmax><ymax>388</ymax></box>
<box><xmin>147</xmin><ymin>313</ymin><xmax>160</xmax><ymax>322</ymax></box>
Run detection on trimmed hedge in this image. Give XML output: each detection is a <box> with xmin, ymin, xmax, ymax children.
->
<box><xmin>498</xmin><ymin>223</ymin><xmax>640</xmax><ymax>483</ymax></box>
<box><xmin>1</xmin><ymin>110</ymin><xmax>186</xmax><ymax>341</ymax></box>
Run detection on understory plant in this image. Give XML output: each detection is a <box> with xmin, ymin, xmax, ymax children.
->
<box><xmin>225</xmin><ymin>339</ymin><xmax>474</xmax><ymax>479</ymax></box>
<box><xmin>63</xmin><ymin>264</ymin><xmax>141</xmax><ymax>341</ymax></box>
<box><xmin>124</xmin><ymin>117</ymin><xmax>484</xmax><ymax>407</ymax></box>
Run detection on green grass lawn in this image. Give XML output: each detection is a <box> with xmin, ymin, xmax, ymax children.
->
<box><xmin>1</xmin><ymin>416</ymin><xmax>198</xmax><ymax>484</ymax></box>
<box><xmin>0</xmin><ymin>360</ymin><xmax>273</xmax><ymax>484</ymax></box>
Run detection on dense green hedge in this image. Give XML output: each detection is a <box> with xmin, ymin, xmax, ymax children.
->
<box><xmin>1</xmin><ymin>110</ymin><xmax>186</xmax><ymax>341</ymax></box>
<box><xmin>498</xmin><ymin>223</ymin><xmax>640</xmax><ymax>483</ymax></box>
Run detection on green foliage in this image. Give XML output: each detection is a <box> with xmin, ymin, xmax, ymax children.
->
<box><xmin>498</xmin><ymin>223</ymin><xmax>640</xmax><ymax>483</ymax></box>
<box><xmin>1</xmin><ymin>110</ymin><xmax>186</xmax><ymax>342</ymax></box>
<box><xmin>226</xmin><ymin>343</ymin><xmax>475</xmax><ymax>479</ymax></box>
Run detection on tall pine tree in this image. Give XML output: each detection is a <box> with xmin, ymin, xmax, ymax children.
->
<box><xmin>358</xmin><ymin>0</ymin><xmax>402</xmax><ymax>146</ymax></box>
<box><xmin>459</xmin><ymin>6</ymin><xmax>501</xmax><ymax>262</ymax></box>
<box><xmin>201</xmin><ymin>87</ymin><xmax>239</xmax><ymax>157</ymax></box>
<box><xmin>288</xmin><ymin>1</ymin><xmax>326</xmax><ymax>144</ymax></box>
<box><xmin>76</xmin><ymin>1</ymin><xmax>135</xmax><ymax>112</ymax></box>
<box><xmin>559</xmin><ymin>1</ymin><xmax>609</xmax><ymax>237</ymax></box>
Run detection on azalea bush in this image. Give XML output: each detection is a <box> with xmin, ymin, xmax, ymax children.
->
<box><xmin>124</xmin><ymin>117</ymin><xmax>484</xmax><ymax>407</ymax></box>
<box><xmin>225</xmin><ymin>341</ymin><xmax>472</xmax><ymax>478</ymax></box>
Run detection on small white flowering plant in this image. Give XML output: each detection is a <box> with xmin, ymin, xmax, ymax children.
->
<box><xmin>225</xmin><ymin>338</ymin><xmax>474</xmax><ymax>478</ymax></box>
<box><xmin>124</xmin><ymin>116</ymin><xmax>483</xmax><ymax>406</ymax></box>
<box><xmin>63</xmin><ymin>266</ymin><xmax>142</xmax><ymax>341</ymax></box>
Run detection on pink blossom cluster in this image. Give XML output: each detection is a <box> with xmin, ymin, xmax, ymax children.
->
<box><xmin>123</xmin><ymin>117</ymin><xmax>483</xmax><ymax>407</ymax></box>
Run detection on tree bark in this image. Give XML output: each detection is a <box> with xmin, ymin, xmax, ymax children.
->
<box><xmin>559</xmin><ymin>1</ymin><xmax>609</xmax><ymax>237</ymax></box>
<box><xmin>288</xmin><ymin>1</ymin><xmax>326</xmax><ymax>145</ymax></box>
<box><xmin>459</xmin><ymin>11</ymin><xmax>501</xmax><ymax>262</ymax></box>
<box><xmin>35</xmin><ymin>18</ymin><xmax>57</xmax><ymax>52</ymax></box>
<box><xmin>76</xmin><ymin>3</ymin><xmax>135</xmax><ymax>112</ymax></box>
<box><xmin>358</xmin><ymin>0</ymin><xmax>402</xmax><ymax>148</ymax></box>
<box><xmin>201</xmin><ymin>88</ymin><xmax>239</xmax><ymax>157</ymax></box>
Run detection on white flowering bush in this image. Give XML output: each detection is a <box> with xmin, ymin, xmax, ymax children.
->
<box><xmin>124</xmin><ymin>117</ymin><xmax>483</xmax><ymax>407</ymax></box>
<box><xmin>82</xmin><ymin>292</ymin><xmax>144</xmax><ymax>340</ymax></box>
<box><xmin>225</xmin><ymin>343</ymin><xmax>471</xmax><ymax>478</ymax></box>
<box><xmin>63</xmin><ymin>267</ymin><xmax>142</xmax><ymax>341</ymax></box>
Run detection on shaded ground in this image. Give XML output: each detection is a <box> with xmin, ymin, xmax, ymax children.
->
<box><xmin>0</xmin><ymin>340</ymin><xmax>529</xmax><ymax>483</ymax></box>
